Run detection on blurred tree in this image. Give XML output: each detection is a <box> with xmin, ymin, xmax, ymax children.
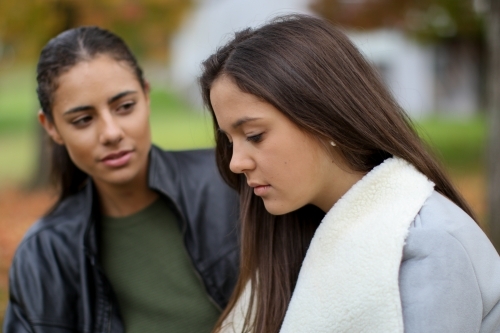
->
<box><xmin>0</xmin><ymin>0</ymin><xmax>192</xmax><ymax>61</ymax></box>
<box><xmin>310</xmin><ymin>0</ymin><xmax>483</xmax><ymax>42</ymax></box>
<box><xmin>311</xmin><ymin>0</ymin><xmax>486</xmax><ymax>114</ymax></box>
<box><xmin>486</xmin><ymin>0</ymin><xmax>500</xmax><ymax>252</ymax></box>
<box><xmin>0</xmin><ymin>0</ymin><xmax>192</xmax><ymax>188</ymax></box>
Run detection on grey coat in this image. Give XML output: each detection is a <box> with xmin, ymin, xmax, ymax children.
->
<box><xmin>400</xmin><ymin>191</ymin><xmax>500</xmax><ymax>332</ymax></box>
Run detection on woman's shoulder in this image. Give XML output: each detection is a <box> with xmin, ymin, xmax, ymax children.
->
<box><xmin>152</xmin><ymin>145</ymin><xmax>215</xmax><ymax>164</ymax></box>
<box><xmin>7</xmin><ymin>191</ymin><xmax>87</xmax><ymax>326</ymax></box>
<box><xmin>402</xmin><ymin>190</ymin><xmax>500</xmax><ymax>325</ymax></box>
<box><xmin>14</xmin><ymin>187</ymin><xmax>91</xmax><ymax>264</ymax></box>
<box><xmin>407</xmin><ymin>190</ymin><xmax>494</xmax><ymax>254</ymax></box>
<box><xmin>150</xmin><ymin>146</ymin><xmax>234</xmax><ymax>195</ymax></box>
<box><xmin>404</xmin><ymin>190</ymin><xmax>499</xmax><ymax>269</ymax></box>
<box><xmin>150</xmin><ymin>145</ymin><xmax>219</xmax><ymax>177</ymax></box>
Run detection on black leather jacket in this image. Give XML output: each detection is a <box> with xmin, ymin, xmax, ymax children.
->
<box><xmin>3</xmin><ymin>146</ymin><xmax>240</xmax><ymax>333</ymax></box>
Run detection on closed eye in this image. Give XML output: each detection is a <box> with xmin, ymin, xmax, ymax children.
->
<box><xmin>117</xmin><ymin>101</ymin><xmax>136</xmax><ymax>113</ymax></box>
<box><xmin>72</xmin><ymin>115</ymin><xmax>92</xmax><ymax>128</ymax></box>
<box><xmin>246</xmin><ymin>133</ymin><xmax>263</xmax><ymax>143</ymax></box>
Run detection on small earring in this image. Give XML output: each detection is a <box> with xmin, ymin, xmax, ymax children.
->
<box><xmin>330</xmin><ymin>141</ymin><xmax>336</xmax><ymax>147</ymax></box>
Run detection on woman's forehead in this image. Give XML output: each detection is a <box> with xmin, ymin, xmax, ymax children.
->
<box><xmin>52</xmin><ymin>56</ymin><xmax>141</xmax><ymax>109</ymax></box>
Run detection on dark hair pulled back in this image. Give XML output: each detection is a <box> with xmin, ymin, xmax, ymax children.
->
<box><xmin>37</xmin><ymin>26</ymin><xmax>145</xmax><ymax>203</ymax></box>
<box><xmin>199</xmin><ymin>14</ymin><xmax>475</xmax><ymax>333</ymax></box>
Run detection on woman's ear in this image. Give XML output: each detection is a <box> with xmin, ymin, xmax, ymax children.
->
<box><xmin>38</xmin><ymin>110</ymin><xmax>64</xmax><ymax>145</ymax></box>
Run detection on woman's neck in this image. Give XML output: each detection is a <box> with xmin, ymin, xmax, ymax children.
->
<box><xmin>94</xmin><ymin>171</ymin><xmax>159</xmax><ymax>218</ymax></box>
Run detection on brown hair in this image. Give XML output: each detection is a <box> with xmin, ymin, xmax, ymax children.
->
<box><xmin>199</xmin><ymin>14</ymin><xmax>475</xmax><ymax>333</ymax></box>
<box><xmin>37</xmin><ymin>26</ymin><xmax>146</xmax><ymax>204</ymax></box>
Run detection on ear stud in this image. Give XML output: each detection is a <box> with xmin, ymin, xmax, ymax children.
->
<box><xmin>330</xmin><ymin>141</ymin><xmax>336</xmax><ymax>147</ymax></box>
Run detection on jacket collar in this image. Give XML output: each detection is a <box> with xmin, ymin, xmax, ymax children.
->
<box><xmin>281</xmin><ymin>157</ymin><xmax>435</xmax><ymax>332</ymax></box>
<box><xmin>147</xmin><ymin>145</ymin><xmax>182</xmax><ymax>203</ymax></box>
<box><xmin>83</xmin><ymin>145</ymin><xmax>178</xmax><ymax>258</ymax></box>
<box><xmin>82</xmin><ymin>180</ymin><xmax>100</xmax><ymax>260</ymax></box>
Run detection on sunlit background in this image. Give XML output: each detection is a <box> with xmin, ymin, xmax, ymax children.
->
<box><xmin>0</xmin><ymin>0</ymin><xmax>495</xmax><ymax>327</ymax></box>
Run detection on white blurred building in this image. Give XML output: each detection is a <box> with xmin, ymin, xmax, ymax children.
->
<box><xmin>168</xmin><ymin>0</ymin><xmax>481</xmax><ymax>118</ymax></box>
<box><xmin>168</xmin><ymin>0</ymin><xmax>312</xmax><ymax>106</ymax></box>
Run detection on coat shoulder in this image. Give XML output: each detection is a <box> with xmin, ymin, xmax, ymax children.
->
<box><xmin>401</xmin><ymin>191</ymin><xmax>500</xmax><ymax>332</ymax></box>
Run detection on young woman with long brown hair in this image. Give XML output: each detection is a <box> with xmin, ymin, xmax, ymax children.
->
<box><xmin>200</xmin><ymin>14</ymin><xmax>500</xmax><ymax>333</ymax></box>
<box><xmin>4</xmin><ymin>26</ymin><xmax>239</xmax><ymax>333</ymax></box>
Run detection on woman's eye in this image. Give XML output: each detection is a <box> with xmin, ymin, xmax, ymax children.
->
<box><xmin>72</xmin><ymin>116</ymin><xmax>92</xmax><ymax>127</ymax></box>
<box><xmin>117</xmin><ymin>101</ymin><xmax>136</xmax><ymax>113</ymax></box>
<box><xmin>246</xmin><ymin>133</ymin><xmax>263</xmax><ymax>143</ymax></box>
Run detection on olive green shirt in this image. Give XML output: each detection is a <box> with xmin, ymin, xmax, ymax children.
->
<box><xmin>100</xmin><ymin>198</ymin><xmax>220</xmax><ymax>333</ymax></box>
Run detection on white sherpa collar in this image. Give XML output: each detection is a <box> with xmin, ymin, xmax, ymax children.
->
<box><xmin>280</xmin><ymin>157</ymin><xmax>435</xmax><ymax>333</ymax></box>
<box><xmin>222</xmin><ymin>158</ymin><xmax>435</xmax><ymax>333</ymax></box>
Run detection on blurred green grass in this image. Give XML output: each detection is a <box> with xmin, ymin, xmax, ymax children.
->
<box><xmin>0</xmin><ymin>65</ymin><xmax>487</xmax><ymax>188</ymax></box>
<box><xmin>0</xmin><ymin>65</ymin><xmax>38</xmax><ymax>134</ymax></box>
<box><xmin>414</xmin><ymin>116</ymin><xmax>486</xmax><ymax>174</ymax></box>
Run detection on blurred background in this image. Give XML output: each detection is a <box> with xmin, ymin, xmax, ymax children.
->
<box><xmin>0</xmin><ymin>0</ymin><xmax>498</xmax><ymax>328</ymax></box>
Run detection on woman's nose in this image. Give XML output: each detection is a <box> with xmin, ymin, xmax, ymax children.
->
<box><xmin>229</xmin><ymin>144</ymin><xmax>255</xmax><ymax>174</ymax></box>
<box><xmin>99</xmin><ymin>113</ymin><xmax>124</xmax><ymax>145</ymax></box>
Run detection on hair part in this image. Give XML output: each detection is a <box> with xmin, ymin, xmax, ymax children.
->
<box><xmin>200</xmin><ymin>14</ymin><xmax>475</xmax><ymax>333</ymax></box>
<box><xmin>36</xmin><ymin>26</ymin><xmax>146</xmax><ymax>203</ymax></box>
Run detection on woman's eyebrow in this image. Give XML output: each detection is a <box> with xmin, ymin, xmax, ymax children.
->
<box><xmin>63</xmin><ymin>105</ymin><xmax>93</xmax><ymax>115</ymax></box>
<box><xmin>108</xmin><ymin>90</ymin><xmax>137</xmax><ymax>104</ymax></box>
<box><xmin>232</xmin><ymin>117</ymin><xmax>261</xmax><ymax>129</ymax></box>
<box><xmin>63</xmin><ymin>90</ymin><xmax>138</xmax><ymax>115</ymax></box>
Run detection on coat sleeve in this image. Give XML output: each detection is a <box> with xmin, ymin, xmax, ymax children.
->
<box><xmin>3</xmin><ymin>303</ymin><xmax>34</xmax><ymax>333</ymax></box>
<box><xmin>2</xmin><ymin>234</ymin><xmax>84</xmax><ymax>333</ymax></box>
<box><xmin>399</xmin><ymin>227</ymin><xmax>483</xmax><ymax>333</ymax></box>
<box><xmin>3</xmin><ymin>256</ymin><xmax>35</xmax><ymax>333</ymax></box>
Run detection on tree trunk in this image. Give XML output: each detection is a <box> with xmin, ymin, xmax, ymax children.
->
<box><xmin>487</xmin><ymin>0</ymin><xmax>500</xmax><ymax>252</ymax></box>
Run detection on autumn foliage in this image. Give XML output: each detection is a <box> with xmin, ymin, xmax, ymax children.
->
<box><xmin>310</xmin><ymin>0</ymin><xmax>483</xmax><ymax>42</ymax></box>
<box><xmin>0</xmin><ymin>0</ymin><xmax>193</xmax><ymax>61</ymax></box>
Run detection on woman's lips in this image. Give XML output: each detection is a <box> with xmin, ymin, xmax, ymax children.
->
<box><xmin>101</xmin><ymin>151</ymin><xmax>132</xmax><ymax>168</ymax></box>
<box><xmin>253</xmin><ymin>185</ymin><xmax>271</xmax><ymax>196</ymax></box>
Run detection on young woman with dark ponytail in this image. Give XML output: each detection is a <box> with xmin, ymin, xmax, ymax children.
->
<box><xmin>200</xmin><ymin>14</ymin><xmax>500</xmax><ymax>333</ymax></box>
<box><xmin>4</xmin><ymin>26</ymin><xmax>239</xmax><ymax>333</ymax></box>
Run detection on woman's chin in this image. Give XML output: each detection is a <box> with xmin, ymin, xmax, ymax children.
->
<box><xmin>262</xmin><ymin>199</ymin><xmax>296</xmax><ymax>216</ymax></box>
